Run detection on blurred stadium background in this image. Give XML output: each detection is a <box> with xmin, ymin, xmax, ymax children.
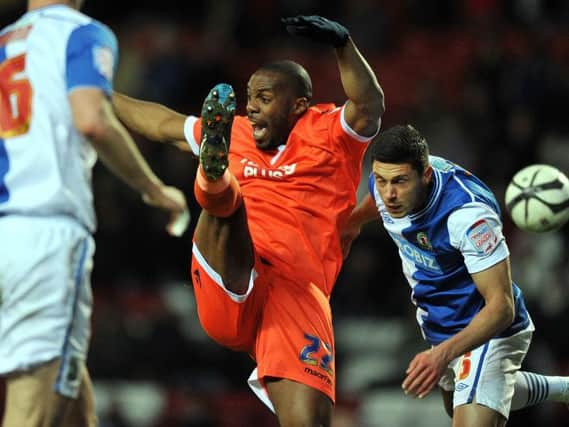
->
<box><xmin>1</xmin><ymin>1</ymin><xmax>569</xmax><ymax>426</ymax></box>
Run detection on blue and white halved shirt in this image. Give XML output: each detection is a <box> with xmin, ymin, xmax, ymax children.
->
<box><xmin>369</xmin><ymin>156</ymin><xmax>530</xmax><ymax>345</ymax></box>
<box><xmin>0</xmin><ymin>4</ymin><xmax>117</xmax><ymax>231</ymax></box>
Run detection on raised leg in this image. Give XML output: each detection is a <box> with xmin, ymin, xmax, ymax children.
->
<box><xmin>193</xmin><ymin>83</ymin><xmax>254</xmax><ymax>294</ymax></box>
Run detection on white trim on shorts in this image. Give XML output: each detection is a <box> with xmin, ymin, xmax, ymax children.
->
<box><xmin>248</xmin><ymin>367</ymin><xmax>276</xmax><ymax>413</ymax></box>
<box><xmin>54</xmin><ymin>237</ymin><xmax>91</xmax><ymax>397</ymax></box>
<box><xmin>192</xmin><ymin>243</ymin><xmax>270</xmax><ymax>411</ymax></box>
<box><xmin>191</xmin><ymin>243</ymin><xmax>257</xmax><ymax>303</ymax></box>
<box><xmin>184</xmin><ymin>116</ymin><xmax>200</xmax><ymax>156</ymax></box>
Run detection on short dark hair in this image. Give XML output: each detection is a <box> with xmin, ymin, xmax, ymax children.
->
<box><xmin>369</xmin><ymin>125</ymin><xmax>430</xmax><ymax>174</ymax></box>
<box><xmin>257</xmin><ymin>60</ymin><xmax>312</xmax><ymax>101</ymax></box>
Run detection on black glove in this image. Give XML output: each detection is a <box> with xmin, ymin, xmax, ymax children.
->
<box><xmin>281</xmin><ymin>15</ymin><xmax>350</xmax><ymax>48</ymax></box>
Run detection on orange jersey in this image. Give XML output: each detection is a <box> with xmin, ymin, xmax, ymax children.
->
<box><xmin>186</xmin><ymin>104</ymin><xmax>373</xmax><ymax>296</ymax></box>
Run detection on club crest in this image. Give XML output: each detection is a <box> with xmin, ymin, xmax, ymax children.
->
<box><xmin>417</xmin><ymin>231</ymin><xmax>433</xmax><ymax>250</ymax></box>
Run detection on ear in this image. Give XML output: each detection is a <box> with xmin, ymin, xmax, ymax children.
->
<box><xmin>423</xmin><ymin>165</ymin><xmax>433</xmax><ymax>183</ymax></box>
<box><xmin>292</xmin><ymin>97</ymin><xmax>309</xmax><ymax>116</ymax></box>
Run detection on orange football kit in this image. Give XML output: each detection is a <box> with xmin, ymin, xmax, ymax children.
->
<box><xmin>186</xmin><ymin>104</ymin><xmax>377</xmax><ymax>407</ymax></box>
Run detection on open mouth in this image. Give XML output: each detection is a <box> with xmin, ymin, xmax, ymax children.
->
<box><xmin>250</xmin><ymin>120</ymin><xmax>268</xmax><ymax>141</ymax></box>
<box><xmin>252</xmin><ymin>125</ymin><xmax>268</xmax><ymax>141</ymax></box>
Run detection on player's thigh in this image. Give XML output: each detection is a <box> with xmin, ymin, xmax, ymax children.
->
<box><xmin>440</xmin><ymin>388</ymin><xmax>454</xmax><ymax>418</ymax></box>
<box><xmin>2</xmin><ymin>359</ymin><xmax>93</xmax><ymax>427</ymax></box>
<box><xmin>2</xmin><ymin>361</ymin><xmax>58</xmax><ymax>427</ymax></box>
<box><xmin>266</xmin><ymin>378</ymin><xmax>333</xmax><ymax>427</ymax></box>
<box><xmin>193</xmin><ymin>207</ymin><xmax>254</xmax><ymax>290</ymax></box>
<box><xmin>191</xmin><ymin>245</ymin><xmax>268</xmax><ymax>351</ymax></box>
<box><xmin>453</xmin><ymin>402</ymin><xmax>506</xmax><ymax>427</ymax></box>
<box><xmin>62</xmin><ymin>365</ymin><xmax>97</xmax><ymax>427</ymax></box>
<box><xmin>440</xmin><ymin>386</ymin><xmax>508</xmax><ymax>425</ymax></box>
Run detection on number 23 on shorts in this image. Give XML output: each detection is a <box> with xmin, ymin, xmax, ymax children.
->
<box><xmin>299</xmin><ymin>333</ymin><xmax>334</xmax><ymax>374</ymax></box>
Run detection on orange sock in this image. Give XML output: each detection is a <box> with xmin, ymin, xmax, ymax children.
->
<box><xmin>194</xmin><ymin>167</ymin><xmax>242</xmax><ymax>218</ymax></box>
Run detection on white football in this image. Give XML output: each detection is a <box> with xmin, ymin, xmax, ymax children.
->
<box><xmin>505</xmin><ymin>164</ymin><xmax>569</xmax><ymax>232</ymax></box>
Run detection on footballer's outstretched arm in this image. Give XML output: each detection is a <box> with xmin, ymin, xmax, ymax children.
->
<box><xmin>71</xmin><ymin>87</ymin><xmax>189</xmax><ymax>235</ymax></box>
<box><xmin>335</xmin><ymin>38</ymin><xmax>385</xmax><ymax>137</ymax></box>
<box><xmin>282</xmin><ymin>15</ymin><xmax>384</xmax><ymax>137</ymax></box>
<box><xmin>112</xmin><ymin>92</ymin><xmax>190</xmax><ymax>151</ymax></box>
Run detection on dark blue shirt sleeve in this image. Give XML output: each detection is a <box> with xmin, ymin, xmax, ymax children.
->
<box><xmin>66</xmin><ymin>21</ymin><xmax>118</xmax><ymax>96</ymax></box>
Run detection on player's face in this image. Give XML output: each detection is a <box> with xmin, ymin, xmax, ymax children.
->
<box><xmin>372</xmin><ymin>161</ymin><xmax>432</xmax><ymax>218</ymax></box>
<box><xmin>246</xmin><ymin>70</ymin><xmax>306</xmax><ymax>151</ymax></box>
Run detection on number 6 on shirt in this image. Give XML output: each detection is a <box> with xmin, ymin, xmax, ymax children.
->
<box><xmin>0</xmin><ymin>54</ymin><xmax>32</xmax><ymax>138</ymax></box>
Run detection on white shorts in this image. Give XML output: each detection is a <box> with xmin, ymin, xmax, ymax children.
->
<box><xmin>438</xmin><ymin>323</ymin><xmax>534</xmax><ymax>419</ymax></box>
<box><xmin>0</xmin><ymin>215</ymin><xmax>95</xmax><ymax>398</ymax></box>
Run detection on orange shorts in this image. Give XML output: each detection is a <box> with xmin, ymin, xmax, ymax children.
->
<box><xmin>190</xmin><ymin>243</ymin><xmax>335</xmax><ymax>406</ymax></box>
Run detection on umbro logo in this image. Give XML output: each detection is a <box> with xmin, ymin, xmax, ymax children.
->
<box><xmin>455</xmin><ymin>382</ymin><xmax>469</xmax><ymax>392</ymax></box>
